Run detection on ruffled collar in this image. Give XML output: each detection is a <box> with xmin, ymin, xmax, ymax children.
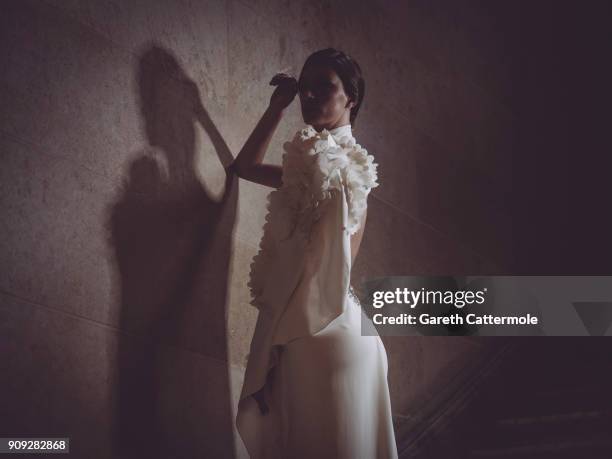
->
<box><xmin>327</xmin><ymin>123</ymin><xmax>352</xmax><ymax>139</ymax></box>
<box><xmin>303</xmin><ymin>123</ymin><xmax>354</xmax><ymax>147</ymax></box>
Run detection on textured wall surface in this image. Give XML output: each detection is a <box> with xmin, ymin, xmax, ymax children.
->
<box><xmin>2</xmin><ymin>0</ymin><xmax>609</xmax><ymax>458</ymax></box>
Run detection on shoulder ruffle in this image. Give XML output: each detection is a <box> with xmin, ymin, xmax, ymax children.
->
<box><xmin>339</xmin><ymin>136</ymin><xmax>379</xmax><ymax>235</ymax></box>
<box><xmin>282</xmin><ymin>126</ymin><xmax>379</xmax><ymax>235</ymax></box>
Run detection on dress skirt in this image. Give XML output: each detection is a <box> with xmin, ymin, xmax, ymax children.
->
<box><xmin>247</xmin><ymin>289</ymin><xmax>398</xmax><ymax>459</ymax></box>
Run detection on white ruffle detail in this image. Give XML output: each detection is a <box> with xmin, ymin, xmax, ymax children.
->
<box><xmin>245</xmin><ymin>188</ymin><xmax>296</xmax><ymax>312</ymax></box>
<box><xmin>246</xmin><ymin>125</ymin><xmax>379</xmax><ymax>311</ymax></box>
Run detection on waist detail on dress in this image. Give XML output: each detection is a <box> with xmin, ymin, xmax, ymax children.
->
<box><xmin>348</xmin><ymin>285</ymin><xmax>362</xmax><ymax>308</ymax></box>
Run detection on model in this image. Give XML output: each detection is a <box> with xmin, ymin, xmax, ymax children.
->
<box><xmin>231</xmin><ymin>48</ymin><xmax>398</xmax><ymax>459</ymax></box>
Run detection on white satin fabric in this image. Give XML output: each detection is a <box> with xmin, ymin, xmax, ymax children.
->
<box><xmin>236</xmin><ymin>124</ymin><xmax>398</xmax><ymax>458</ymax></box>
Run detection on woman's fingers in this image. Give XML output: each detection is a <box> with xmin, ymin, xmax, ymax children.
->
<box><xmin>269</xmin><ymin>75</ymin><xmax>286</xmax><ymax>86</ymax></box>
<box><xmin>269</xmin><ymin>73</ymin><xmax>296</xmax><ymax>86</ymax></box>
<box><xmin>268</xmin><ymin>72</ymin><xmax>298</xmax><ymax>110</ymax></box>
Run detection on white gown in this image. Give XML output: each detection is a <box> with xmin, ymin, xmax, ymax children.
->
<box><xmin>236</xmin><ymin>123</ymin><xmax>398</xmax><ymax>459</ymax></box>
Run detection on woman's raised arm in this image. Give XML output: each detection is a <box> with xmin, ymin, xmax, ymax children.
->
<box><xmin>229</xmin><ymin>74</ymin><xmax>298</xmax><ymax>189</ymax></box>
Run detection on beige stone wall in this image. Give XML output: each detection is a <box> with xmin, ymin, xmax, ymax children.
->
<box><xmin>1</xmin><ymin>1</ymin><xmax>519</xmax><ymax>457</ymax></box>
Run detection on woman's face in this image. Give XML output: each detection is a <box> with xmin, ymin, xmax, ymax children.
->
<box><xmin>298</xmin><ymin>64</ymin><xmax>354</xmax><ymax>130</ymax></box>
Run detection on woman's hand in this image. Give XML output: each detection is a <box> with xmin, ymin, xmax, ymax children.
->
<box><xmin>269</xmin><ymin>73</ymin><xmax>298</xmax><ymax>113</ymax></box>
<box><xmin>252</xmin><ymin>388</ymin><xmax>269</xmax><ymax>415</ymax></box>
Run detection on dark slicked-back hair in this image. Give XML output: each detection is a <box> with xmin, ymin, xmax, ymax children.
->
<box><xmin>300</xmin><ymin>48</ymin><xmax>365</xmax><ymax>128</ymax></box>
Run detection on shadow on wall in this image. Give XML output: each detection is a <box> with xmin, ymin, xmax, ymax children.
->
<box><xmin>105</xmin><ymin>44</ymin><xmax>238</xmax><ymax>458</ymax></box>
